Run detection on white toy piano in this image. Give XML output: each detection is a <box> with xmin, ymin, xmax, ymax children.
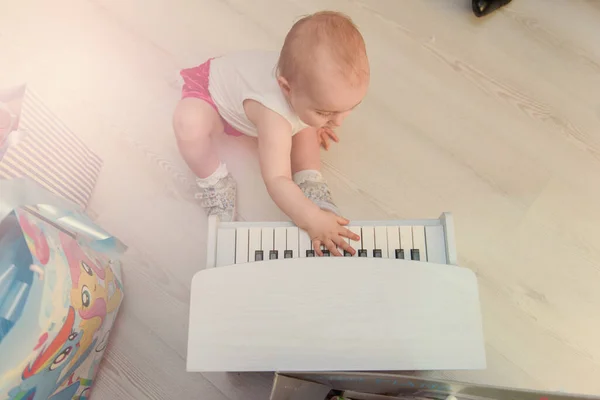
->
<box><xmin>187</xmin><ymin>213</ymin><xmax>486</xmax><ymax>372</ymax></box>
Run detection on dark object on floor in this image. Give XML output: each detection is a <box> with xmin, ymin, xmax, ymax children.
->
<box><xmin>472</xmin><ymin>0</ymin><xmax>513</xmax><ymax>17</ymax></box>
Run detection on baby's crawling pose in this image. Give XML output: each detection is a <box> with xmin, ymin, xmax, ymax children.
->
<box><xmin>173</xmin><ymin>11</ymin><xmax>369</xmax><ymax>256</ymax></box>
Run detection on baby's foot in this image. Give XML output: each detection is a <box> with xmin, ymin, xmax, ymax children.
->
<box><xmin>293</xmin><ymin>170</ymin><xmax>341</xmax><ymax>216</ymax></box>
<box><xmin>194</xmin><ymin>173</ymin><xmax>237</xmax><ymax>222</ymax></box>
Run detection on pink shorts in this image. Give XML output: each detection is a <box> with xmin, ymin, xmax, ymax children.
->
<box><xmin>180</xmin><ymin>59</ymin><xmax>244</xmax><ymax>137</ymax></box>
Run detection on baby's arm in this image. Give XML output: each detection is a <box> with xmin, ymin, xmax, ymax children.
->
<box><xmin>245</xmin><ymin>100</ymin><xmax>357</xmax><ymax>256</ymax></box>
<box><xmin>245</xmin><ymin>100</ymin><xmax>320</xmax><ymax>227</ymax></box>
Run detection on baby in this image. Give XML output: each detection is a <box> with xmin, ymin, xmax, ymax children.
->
<box><xmin>173</xmin><ymin>11</ymin><xmax>369</xmax><ymax>256</ymax></box>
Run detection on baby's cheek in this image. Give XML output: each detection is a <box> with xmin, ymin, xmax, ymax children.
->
<box><xmin>313</xmin><ymin>114</ymin><xmax>330</xmax><ymax>127</ymax></box>
<box><xmin>299</xmin><ymin>113</ymin><xmax>322</xmax><ymax>128</ymax></box>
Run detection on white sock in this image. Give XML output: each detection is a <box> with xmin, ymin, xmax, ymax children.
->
<box><xmin>292</xmin><ymin>169</ymin><xmax>325</xmax><ymax>185</ymax></box>
<box><xmin>293</xmin><ymin>169</ymin><xmax>340</xmax><ymax>215</ymax></box>
<box><xmin>196</xmin><ymin>163</ymin><xmax>229</xmax><ymax>188</ymax></box>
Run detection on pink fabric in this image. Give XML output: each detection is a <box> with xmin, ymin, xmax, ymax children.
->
<box><xmin>180</xmin><ymin>59</ymin><xmax>244</xmax><ymax>137</ymax></box>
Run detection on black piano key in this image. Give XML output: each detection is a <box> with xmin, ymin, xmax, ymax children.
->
<box><xmin>344</xmin><ymin>250</ymin><xmax>352</xmax><ymax>257</ymax></box>
<box><xmin>373</xmin><ymin>249</ymin><xmax>382</xmax><ymax>258</ymax></box>
<box><xmin>269</xmin><ymin>250</ymin><xmax>278</xmax><ymax>260</ymax></box>
<box><xmin>395</xmin><ymin>249</ymin><xmax>405</xmax><ymax>259</ymax></box>
<box><xmin>411</xmin><ymin>249</ymin><xmax>420</xmax><ymax>261</ymax></box>
<box><xmin>255</xmin><ymin>250</ymin><xmax>264</xmax><ymax>261</ymax></box>
<box><xmin>284</xmin><ymin>250</ymin><xmax>293</xmax><ymax>258</ymax></box>
<box><xmin>358</xmin><ymin>249</ymin><xmax>367</xmax><ymax>257</ymax></box>
<box><xmin>306</xmin><ymin>250</ymin><xmax>315</xmax><ymax>257</ymax></box>
<box><xmin>322</xmin><ymin>250</ymin><xmax>330</xmax><ymax>257</ymax></box>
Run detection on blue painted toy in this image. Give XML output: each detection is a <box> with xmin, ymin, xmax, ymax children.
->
<box><xmin>0</xmin><ymin>208</ymin><xmax>124</xmax><ymax>400</ymax></box>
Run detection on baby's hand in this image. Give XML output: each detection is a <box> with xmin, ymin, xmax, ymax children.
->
<box><xmin>318</xmin><ymin>127</ymin><xmax>339</xmax><ymax>151</ymax></box>
<box><xmin>306</xmin><ymin>210</ymin><xmax>360</xmax><ymax>256</ymax></box>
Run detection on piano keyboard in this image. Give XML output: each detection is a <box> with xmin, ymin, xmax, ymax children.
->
<box><xmin>206</xmin><ymin>213</ymin><xmax>457</xmax><ymax>268</ymax></box>
<box><xmin>190</xmin><ymin>212</ymin><xmax>487</xmax><ymax>372</ymax></box>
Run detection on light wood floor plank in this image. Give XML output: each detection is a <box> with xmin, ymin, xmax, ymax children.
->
<box><xmin>1</xmin><ymin>0</ymin><xmax>599</xmax><ymax>398</ymax></box>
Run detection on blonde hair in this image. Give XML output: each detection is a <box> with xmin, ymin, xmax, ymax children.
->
<box><xmin>278</xmin><ymin>11</ymin><xmax>369</xmax><ymax>85</ymax></box>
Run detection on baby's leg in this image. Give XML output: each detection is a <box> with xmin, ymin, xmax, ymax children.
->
<box><xmin>173</xmin><ymin>98</ymin><xmax>236</xmax><ymax>221</ymax></box>
<box><xmin>173</xmin><ymin>98</ymin><xmax>224</xmax><ymax>178</ymax></box>
<box><xmin>291</xmin><ymin>128</ymin><xmax>340</xmax><ymax>215</ymax></box>
<box><xmin>291</xmin><ymin>127</ymin><xmax>321</xmax><ymax>173</ymax></box>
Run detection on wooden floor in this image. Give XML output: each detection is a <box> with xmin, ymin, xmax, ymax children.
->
<box><xmin>2</xmin><ymin>0</ymin><xmax>600</xmax><ymax>398</ymax></box>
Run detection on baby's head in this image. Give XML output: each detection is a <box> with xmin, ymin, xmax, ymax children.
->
<box><xmin>277</xmin><ymin>11</ymin><xmax>369</xmax><ymax>129</ymax></box>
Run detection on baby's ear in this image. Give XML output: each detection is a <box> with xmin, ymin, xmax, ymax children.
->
<box><xmin>277</xmin><ymin>75</ymin><xmax>292</xmax><ymax>96</ymax></box>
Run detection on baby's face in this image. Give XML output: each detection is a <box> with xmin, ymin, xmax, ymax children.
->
<box><xmin>282</xmin><ymin>65</ymin><xmax>369</xmax><ymax>129</ymax></box>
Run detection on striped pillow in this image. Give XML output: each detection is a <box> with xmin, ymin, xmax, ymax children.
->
<box><xmin>0</xmin><ymin>87</ymin><xmax>102</xmax><ymax>209</ymax></box>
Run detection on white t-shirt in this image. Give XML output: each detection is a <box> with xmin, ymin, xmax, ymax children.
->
<box><xmin>208</xmin><ymin>50</ymin><xmax>308</xmax><ymax>137</ymax></box>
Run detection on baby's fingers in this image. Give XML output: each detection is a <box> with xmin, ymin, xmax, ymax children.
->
<box><xmin>325</xmin><ymin>239</ymin><xmax>342</xmax><ymax>257</ymax></box>
<box><xmin>328</xmin><ymin>129</ymin><xmax>339</xmax><ymax>143</ymax></box>
<box><xmin>319</xmin><ymin>135</ymin><xmax>329</xmax><ymax>150</ymax></box>
<box><xmin>312</xmin><ymin>239</ymin><xmax>323</xmax><ymax>256</ymax></box>
<box><xmin>336</xmin><ymin>216</ymin><xmax>350</xmax><ymax>225</ymax></box>
<box><xmin>339</xmin><ymin>226</ymin><xmax>360</xmax><ymax>242</ymax></box>
<box><xmin>334</xmin><ymin>237</ymin><xmax>355</xmax><ymax>256</ymax></box>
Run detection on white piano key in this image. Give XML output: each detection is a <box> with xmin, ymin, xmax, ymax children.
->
<box><xmin>361</xmin><ymin>226</ymin><xmax>375</xmax><ymax>258</ymax></box>
<box><xmin>400</xmin><ymin>226</ymin><xmax>413</xmax><ymax>260</ymax></box>
<box><xmin>425</xmin><ymin>225</ymin><xmax>447</xmax><ymax>264</ymax></box>
<box><xmin>262</xmin><ymin>227</ymin><xmax>275</xmax><ymax>260</ymax></box>
<box><xmin>216</xmin><ymin>229</ymin><xmax>236</xmax><ymax>267</ymax></box>
<box><xmin>412</xmin><ymin>225</ymin><xmax>426</xmax><ymax>262</ymax></box>
<box><xmin>374</xmin><ymin>226</ymin><xmax>388</xmax><ymax>258</ymax></box>
<box><xmin>386</xmin><ymin>226</ymin><xmax>400</xmax><ymax>259</ymax></box>
<box><xmin>206</xmin><ymin>215</ymin><xmax>219</xmax><ymax>268</ymax></box>
<box><xmin>235</xmin><ymin>227</ymin><xmax>249</xmax><ymax>264</ymax></box>
<box><xmin>299</xmin><ymin>229</ymin><xmax>313</xmax><ymax>258</ymax></box>
<box><xmin>341</xmin><ymin>236</ymin><xmax>352</xmax><ymax>257</ymax></box>
<box><xmin>286</xmin><ymin>227</ymin><xmax>299</xmax><ymax>259</ymax></box>
<box><xmin>348</xmin><ymin>226</ymin><xmax>361</xmax><ymax>257</ymax></box>
<box><xmin>249</xmin><ymin>228</ymin><xmax>262</xmax><ymax>262</ymax></box>
<box><xmin>273</xmin><ymin>227</ymin><xmax>287</xmax><ymax>260</ymax></box>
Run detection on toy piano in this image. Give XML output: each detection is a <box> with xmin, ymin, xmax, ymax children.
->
<box><xmin>187</xmin><ymin>213</ymin><xmax>486</xmax><ymax>372</ymax></box>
